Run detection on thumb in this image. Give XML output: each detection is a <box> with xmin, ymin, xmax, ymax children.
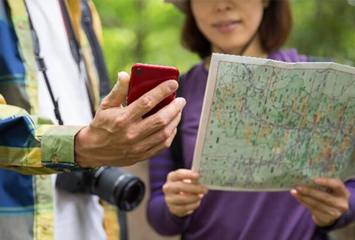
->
<box><xmin>0</xmin><ymin>94</ymin><xmax>6</xmax><ymax>104</ymax></box>
<box><xmin>100</xmin><ymin>71</ymin><xmax>130</xmax><ymax>109</ymax></box>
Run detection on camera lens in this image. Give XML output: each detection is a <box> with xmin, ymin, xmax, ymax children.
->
<box><xmin>114</xmin><ymin>177</ymin><xmax>145</xmax><ymax>211</ymax></box>
<box><xmin>136</xmin><ymin>68</ymin><xmax>143</xmax><ymax>75</ymax></box>
<box><xmin>92</xmin><ymin>167</ymin><xmax>145</xmax><ymax>211</ymax></box>
<box><xmin>55</xmin><ymin>167</ymin><xmax>145</xmax><ymax>211</ymax></box>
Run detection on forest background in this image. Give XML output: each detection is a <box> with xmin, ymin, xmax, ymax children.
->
<box><xmin>93</xmin><ymin>0</ymin><xmax>355</xmax><ymax>86</ymax></box>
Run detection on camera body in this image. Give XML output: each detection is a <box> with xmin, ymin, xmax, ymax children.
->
<box><xmin>56</xmin><ymin>167</ymin><xmax>145</xmax><ymax>211</ymax></box>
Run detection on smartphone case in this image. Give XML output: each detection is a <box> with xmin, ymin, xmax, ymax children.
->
<box><xmin>127</xmin><ymin>63</ymin><xmax>180</xmax><ymax>118</ymax></box>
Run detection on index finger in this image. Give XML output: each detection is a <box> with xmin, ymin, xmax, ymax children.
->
<box><xmin>126</xmin><ymin>80</ymin><xmax>179</xmax><ymax>120</ymax></box>
<box><xmin>167</xmin><ymin>169</ymin><xmax>200</xmax><ymax>182</ymax></box>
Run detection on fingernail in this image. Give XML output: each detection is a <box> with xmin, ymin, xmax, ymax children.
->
<box><xmin>118</xmin><ymin>72</ymin><xmax>124</xmax><ymax>81</ymax></box>
<box><xmin>168</xmin><ymin>81</ymin><xmax>178</xmax><ymax>92</ymax></box>
<box><xmin>290</xmin><ymin>189</ymin><xmax>297</xmax><ymax>195</ymax></box>
<box><xmin>179</xmin><ymin>98</ymin><xmax>186</xmax><ymax>107</ymax></box>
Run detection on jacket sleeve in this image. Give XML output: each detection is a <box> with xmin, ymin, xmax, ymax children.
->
<box><xmin>0</xmin><ymin>104</ymin><xmax>84</xmax><ymax>175</ymax></box>
<box><xmin>147</xmin><ymin>148</ymin><xmax>192</xmax><ymax>236</ymax></box>
<box><xmin>335</xmin><ymin>180</ymin><xmax>355</xmax><ymax>227</ymax></box>
<box><xmin>318</xmin><ymin>179</ymin><xmax>355</xmax><ymax>233</ymax></box>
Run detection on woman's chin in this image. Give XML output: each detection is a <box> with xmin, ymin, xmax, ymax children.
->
<box><xmin>212</xmin><ymin>46</ymin><xmax>245</xmax><ymax>55</ymax></box>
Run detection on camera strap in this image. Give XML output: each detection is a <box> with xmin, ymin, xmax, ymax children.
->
<box><xmin>24</xmin><ymin>1</ymin><xmax>64</xmax><ymax>125</ymax></box>
<box><xmin>24</xmin><ymin>0</ymin><xmax>96</xmax><ymax>125</ymax></box>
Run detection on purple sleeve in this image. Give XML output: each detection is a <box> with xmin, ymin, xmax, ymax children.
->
<box><xmin>147</xmin><ymin>148</ymin><xmax>192</xmax><ymax>235</ymax></box>
<box><xmin>319</xmin><ymin>179</ymin><xmax>355</xmax><ymax>232</ymax></box>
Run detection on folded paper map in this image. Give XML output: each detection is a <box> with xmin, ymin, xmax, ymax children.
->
<box><xmin>192</xmin><ymin>53</ymin><xmax>355</xmax><ymax>191</ymax></box>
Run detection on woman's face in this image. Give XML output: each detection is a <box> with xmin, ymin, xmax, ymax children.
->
<box><xmin>190</xmin><ymin>0</ymin><xmax>267</xmax><ymax>56</ymax></box>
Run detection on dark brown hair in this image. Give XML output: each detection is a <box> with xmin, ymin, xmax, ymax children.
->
<box><xmin>181</xmin><ymin>0</ymin><xmax>293</xmax><ymax>59</ymax></box>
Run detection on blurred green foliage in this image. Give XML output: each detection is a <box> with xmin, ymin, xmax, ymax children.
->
<box><xmin>94</xmin><ymin>0</ymin><xmax>355</xmax><ymax>86</ymax></box>
<box><xmin>94</xmin><ymin>0</ymin><xmax>198</xmax><ymax>85</ymax></box>
<box><xmin>289</xmin><ymin>0</ymin><xmax>355</xmax><ymax>65</ymax></box>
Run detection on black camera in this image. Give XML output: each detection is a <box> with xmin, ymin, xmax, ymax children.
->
<box><xmin>55</xmin><ymin>167</ymin><xmax>145</xmax><ymax>211</ymax></box>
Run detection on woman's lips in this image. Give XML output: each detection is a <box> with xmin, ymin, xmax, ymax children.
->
<box><xmin>213</xmin><ymin>20</ymin><xmax>241</xmax><ymax>33</ymax></box>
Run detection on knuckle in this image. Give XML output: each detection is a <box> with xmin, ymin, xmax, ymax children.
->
<box><xmin>338</xmin><ymin>202</ymin><xmax>349</xmax><ymax>212</ymax></box>
<box><xmin>130</xmin><ymin>147</ymin><xmax>142</xmax><ymax>156</ymax></box>
<box><xmin>162</xmin><ymin>128</ymin><xmax>172</xmax><ymax>139</ymax></box>
<box><xmin>125</xmin><ymin>132</ymin><xmax>138</xmax><ymax>144</ymax></box>
<box><xmin>154</xmin><ymin>114</ymin><xmax>169</xmax><ymax>127</ymax></box>
<box><xmin>140</xmin><ymin>96</ymin><xmax>155</xmax><ymax>110</ymax></box>
<box><xmin>114</xmin><ymin>113</ymin><xmax>129</xmax><ymax>127</ymax></box>
<box><xmin>162</xmin><ymin>184</ymin><xmax>170</xmax><ymax>193</ymax></box>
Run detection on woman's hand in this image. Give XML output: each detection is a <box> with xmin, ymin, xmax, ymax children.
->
<box><xmin>163</xmin><ymin>169</ymin><xmax>208</xmax><ymax>217</ymax></box>
<box><xmin>291</xmin><ymin>178</ymin><xmax>350</xmax><ymax>227</ymax></box>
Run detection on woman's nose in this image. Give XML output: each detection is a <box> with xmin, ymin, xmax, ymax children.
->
<box><xmin>215</xmin><ymin>1</ymin><xmax>233</xmax><ymax>12</ymax></box>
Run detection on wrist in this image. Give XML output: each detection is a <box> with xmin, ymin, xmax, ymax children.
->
<box><xmin>74</xmin><ymin>126</ymin><xmax>93</xmax><ymax>168</ymax></box>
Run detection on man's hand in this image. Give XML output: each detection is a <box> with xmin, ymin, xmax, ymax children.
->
<box><xmin>163</xmin><ymin>169</ymin><xmax>208</xmax><ymax>217</ymax></box>
<box><xmin>75</xmin><ymin>71</ymin><xmax>186</xmax><ymax>167</ymax></box>
<box><xmin>291</xmin><ymin>178</ymin><xmax>350</xmax><ymax>227</ymax></box>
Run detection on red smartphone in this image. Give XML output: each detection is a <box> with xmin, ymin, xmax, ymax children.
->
<box><xmin>127</xmin><ymin>63</ymin><xmax>180</xmax><ymax>118</ymax></box>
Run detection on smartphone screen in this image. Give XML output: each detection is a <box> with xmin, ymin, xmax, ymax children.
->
<box><xmin>127</xmin><ymin>63</ymin><xmax>180</xmax><ymax>118</ymax></box>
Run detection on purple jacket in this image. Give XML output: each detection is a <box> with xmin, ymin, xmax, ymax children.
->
<box><xmin>148</xmin><ymin>49</ymin><xmax>355</xmax><ymax>240</ymax></box>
